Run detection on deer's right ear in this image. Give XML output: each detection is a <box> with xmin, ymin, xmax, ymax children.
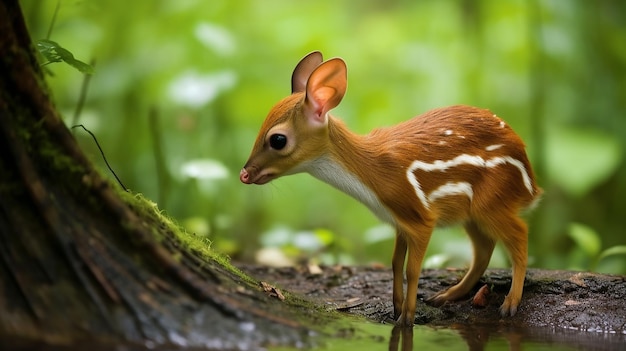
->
<box><xmin>291</xmin><ymin>51</ymin><xmax>323</xmax><ymax>93</ymax></box>
<box><xmin>303</xmin><ymin>58</ymin><xmax>347</xmax><ymax>125</ymax></box>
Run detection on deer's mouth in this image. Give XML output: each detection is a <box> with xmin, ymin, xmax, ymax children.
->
<box><xmin>240</xmin><ymin>167</ymin><xmax>275</xmax><ymax>185</ymax></box>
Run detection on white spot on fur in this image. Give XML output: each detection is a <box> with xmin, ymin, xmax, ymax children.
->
<box><xmin>406</xmin><ymin>154</ymin><xmax>533</xmax><ymax>209</ymax></box>
<box><xmin>439</xmin><ymin>140</ymin><xmax>447</xmax><ymax>145</ymax></box>
<box><xmin>486</xmin><ymin>144</ymin><xmax>503</xmax><ymax>151</ymax></box>
<box><xmin>500</xmin><ymin>121</ymin><xmax>506</xmax><ymax>128</ymax></box>
<box><xmin>444</xmin><ymin>130</ymin><xmax>453</xmax><ymax>136</ymax></box>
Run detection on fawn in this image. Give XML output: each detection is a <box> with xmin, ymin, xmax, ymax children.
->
<box><xmin>240</xmin><ymin>51</ymin><xmax>542</xmax><ymax>326</ymax></box>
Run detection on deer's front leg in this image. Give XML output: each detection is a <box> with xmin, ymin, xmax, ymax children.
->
<box><xmin>392</xmin><ymin>233</ymin><xmax>407</xmax><ymax>320</ymax></box>
<box><xmin>396</xmin><ymin>224</ymin><xmax>433</xmax><ymax>327</ymax></box>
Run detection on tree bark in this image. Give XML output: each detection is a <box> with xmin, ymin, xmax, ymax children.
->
<box><xmin>0</xmin><ymin>1</ymin><xmax>314</xmax><ymax>349</ymax></box>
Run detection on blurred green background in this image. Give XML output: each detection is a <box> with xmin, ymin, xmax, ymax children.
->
<box><xmin>23</xmin><ymin>0</ymin><xmax>625</xmax><ymax>273</ymax></box>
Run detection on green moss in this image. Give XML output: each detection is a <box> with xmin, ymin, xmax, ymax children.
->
<box><xmin>11</xmin><ymin>104</ymin><xmax>86</xmax><ymax>180</ymax></box>
<box><xmin>116</xmin><ymin>190</ymin><xmax>257</xmax><ymax>285</ymax></box>
<box><xmin>40</xmin><ymin>146</ymin><xmax>85</xmax><ymax>175</ymax></box>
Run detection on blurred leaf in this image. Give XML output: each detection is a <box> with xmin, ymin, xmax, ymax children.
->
<box><xmin>194</xmin><ymin>22</ymin><xmax>236</xmax><ymax>55</ymax></box>
<box><xmin>545</xmin><ymin>127</ymin><xmax>622</xmax><ymax>197</ymax></box>
<box><xmin>168</xmin><ymin>70</ymin><xmax>236</xmax><ymax>107</ymax></box>
<box><xmin>214</xmin><ymin>238</ymin><xmax>238</xmax><ymax>256</ymax></box>
<box><xmin>36</xmin><ymin>39</ymin><xmax>94</xmax><ymax>74</ymax></box>
<box><xmin>568</xmin><ymin>222</ymin><xmax>601</xmax><ymax>259</ymax></box>
<box><xmin>292</xmin><ymin>231</ymin><xmax>324</xmax><ymax>251</ymax></box>
<box><xmin>182</xmin><ymin>216</ymin><xmax>210</xmax><ymax>236</ymax></box>
<box><xmin>364</xmin><ymin>224</ymin><xmax>395</xmax><ymax>244</ymax></box>
<box><xmin>259</xmin><ymin>226</ymin><xmax>292</xmax><ymax>247</ymax></box>
<box><xmin>598</xmin><ymin>245</ymin><xmax>626</xmax><ymax>262</ymax></box>
<box><xmin>313</xmin><ymin>228</ymin><xmax>335</xmax><ymax>246</ymax></box>
<box><xmin>255</xmin><ymin>247</ymin><xmax>294</xmax><ymax>267</ymax></box>
<box><xmin>423</xmin><ymin>253</ymin><xmax>451</xmax><ymax>269</ymax></box>
<box><xmin>180</xmin><ymin>159</ymin><xmax>229</xmax><ymax>180</ymax></box>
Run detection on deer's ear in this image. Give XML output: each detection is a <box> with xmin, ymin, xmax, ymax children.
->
<box><xmin>291</xmin><ymin>51</ymin><xmax>323</xmax><ymax>93</ymax></box>
<box><xmin>303</xmin><ymin>58</ymin><xmax>347</xmax><ymax>124</ymax></box>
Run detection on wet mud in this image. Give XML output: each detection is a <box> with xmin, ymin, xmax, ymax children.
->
<box><xmin>239</xmin><ymin>265</ymin><xmax>626</xmax><ymax>350</ymax></box>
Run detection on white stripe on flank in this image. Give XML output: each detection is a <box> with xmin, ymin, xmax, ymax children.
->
<box><xmin>428</xmin><ymin>182</ymin><xmax>473</xmax><ymax>203</ymax></box>
<box><xmin>406</xmin><ymin>154</ymin><xmax>533</xmax><ymax>209</ymax></box>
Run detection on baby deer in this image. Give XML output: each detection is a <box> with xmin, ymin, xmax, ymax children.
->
<box><xmin>240</xmin><ymin>51</ymin><xmax>542</xmax><ymax>327</ymax></box>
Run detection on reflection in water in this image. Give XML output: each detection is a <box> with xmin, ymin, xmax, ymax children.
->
<box><xmin>387</xmin><ymin>322</ymin><xmax>626</xmax><ymax>351</ymax></box>
<box><xmin>388</xmin><ymin>326</ymin><xmax>413</xmax><ymax>351</ymax></box>
<box><xmin>452</xmin><ymin>323</ymin><xmax>522</xmax><ymax>351</ymax></box>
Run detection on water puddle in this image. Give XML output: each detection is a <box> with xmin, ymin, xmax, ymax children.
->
<box><xmin>3</xmin><ymin>319</ymin><xmax>624</xmax><ymax>350</ymax></box>
<box><xmin>315</xmin><ymin>319</ymin><xmax>625</xmax><ymax>351</ymax></box>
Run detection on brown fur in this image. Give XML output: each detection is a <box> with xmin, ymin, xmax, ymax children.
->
<box><xmin>324</xmin><ymin>105</ymin><xmax>541</xmax><ymax>325</ymax></box>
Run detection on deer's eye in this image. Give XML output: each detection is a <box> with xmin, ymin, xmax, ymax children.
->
<box><xmin>269</xmin><ymin>134</ymin><xmax>287</xmax><ymax>150</ymax></box>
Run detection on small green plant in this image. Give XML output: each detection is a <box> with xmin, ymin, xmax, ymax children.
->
<box><xmin>36</xmin><ymin>39</ymin><xmax>94</xmax><ymax>74</ymax></box>
<box><xmin>568</xmin><ymin>222</ymin><xmax>626</xmax><ymax>272</ymax></box>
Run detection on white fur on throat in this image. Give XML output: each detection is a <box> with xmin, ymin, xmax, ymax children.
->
<box><xmin>299</xmin><ymin>156</ymin><xmax>395</xmax><ymax>225</ymax></box>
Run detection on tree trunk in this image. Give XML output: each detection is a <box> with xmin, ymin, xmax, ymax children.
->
<box><xmin>0</xmin><ymin>1</ymin><xmax>314</xmax><ymax>349</ymax></box>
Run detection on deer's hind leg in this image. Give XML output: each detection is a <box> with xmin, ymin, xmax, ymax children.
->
<box><xmin>428</xmin><ymin>221</ymin><xmax>496</xmax><ymax>306</ymax></box>
<box><xmin>473</xmin><ymin>209</ymin><xmax>528</xmax><ymax>316</ymax></box>
<box><xmin>494</xmin><ymin>215</ymin><xmax>528</xmax><ymax>316</ymax></box>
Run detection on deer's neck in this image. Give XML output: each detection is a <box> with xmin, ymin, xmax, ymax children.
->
<box><xmin>304</xmin><ymin>117</ymin><xmax>395</xmax><ymax>225</ymax></box>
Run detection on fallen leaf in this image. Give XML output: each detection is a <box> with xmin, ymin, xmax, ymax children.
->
<box><xmin>260</xmin><ymin>281</ymin><xmax>285</xmax><ymax>301</ymax></box>
<box><xmin>472</xmin><ymin>284</ymin><xmax>490</xmax><ymax>308</ymax></box>
<box><xmin>568</xmin><ymin>273</ymin><xmax>588</xmax><ymax>287</ymax></box>
<box><xmin>336</xmin><ymin>297</ymin><xmax>364</xmax><ymax>311</ymax></box>
<box><xmin>307</xmin><ymin>263</ymin><xmax>323</xmax><ymax>275</ymax></box>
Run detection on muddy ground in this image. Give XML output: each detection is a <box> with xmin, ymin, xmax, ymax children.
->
<box><xmin>238</xmin><ymin>264</ymin><xmax>626</xmax><ymax>349</ymax></box>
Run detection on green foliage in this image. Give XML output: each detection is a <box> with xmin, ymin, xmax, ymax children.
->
<box><xmin>568</xmin><ymin>223</ymin><xmax>601</xmax><ymax>259</ymax></box>
<box><xmin>37</xmin><ymin>39</ymin><xmax>94</xmax><ymax>74</ymax></box>
<box><xmin>598</xmin><ymin>246</ymin><xmax>626</xmax><ymax>265</ymax></box>
<box><xmin>21</xmin><ymin>0</ymin><xmax>626</xmax><ymax>274</ymax></box>
<box><xmin>546</xmin><ymin>128</ymin><xmax>622</xmax><ymax>198</ymax></box>
<box><xmin>568</xmin><ymin>222</ymin><xmax>626</xmax><ymax>272</ymax></box>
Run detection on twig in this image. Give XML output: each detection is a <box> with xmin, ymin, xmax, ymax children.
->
<box><xmin>45</xmin><ymin>1</ymin><xmax>60</xmax><ymax>40</ymax></box>
<box><xmin>148</xmin><ymin>106</ymin><xmax>169</xmax><ymax>207</ymax></box>
<box><xmin>72</xmin><ymin>124</ymin><xmax>128</xmax><ymax>191</ymax></box>
<box><xmin>71</xmin><ymin>59</ymin><xmax>96</xmax><ymax>127</ymax></box>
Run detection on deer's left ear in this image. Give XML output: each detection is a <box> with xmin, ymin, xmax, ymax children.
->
<box><xmin>291</xmin><ymin>51</ymin><xmax>323</xmax><ymax>94</ymax></box>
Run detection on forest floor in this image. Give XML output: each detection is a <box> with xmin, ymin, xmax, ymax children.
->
<box><xmin>238</xmin><ymin>264</ymin><xmax>626</xmax><ymax>349</ymax></box>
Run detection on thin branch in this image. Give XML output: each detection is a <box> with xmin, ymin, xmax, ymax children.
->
<box><xmin>148</xmin><ymin>106</ymin><xmax>170</xmax><ymax>207</ymax></box>
<box><xmin>71</xmin><ymin>59</ymin><xmax>96</xmax><ymax>127</ymax></box>
<box><xmin>45</xmin><ymin>1</ymin><xmax>61</xmax><ymax>40</ymax></box>
<box><xmin>72</xmin><ymin>124</ymin><xmax>128</xmax><ymax>191</ymax></box>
